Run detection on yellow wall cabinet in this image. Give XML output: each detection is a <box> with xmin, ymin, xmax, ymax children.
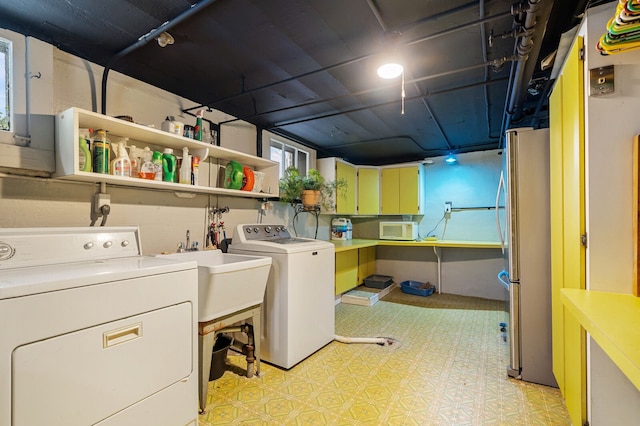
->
<box><xmin>380</xmin><ymin>165</ymin><xmax>425</xmax><ymax>215</ymax></box>
<box><xmin>549</xmin><ymin>35</ymin><xmax>587</xmax><ymax>426</ymax></box>
<box><xmin>357</xmin><ymin>167</ymin><xmax>380</xmax><ymax>215</ymax></box>
<box><xmin>317</xmin><ymin>158</ymin><xmax>357</xmax><ymax>214</ymax></box>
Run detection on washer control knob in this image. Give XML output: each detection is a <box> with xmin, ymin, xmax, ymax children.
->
<box><xmin>103</xmin><ymin>241</ymin><xmax>113</xmax><ymax>248</ymax></box>
<box><xmin>121</xmin><ymin>240</ymin><xmax>129</xmax><ymax>247</ymax></box>
<box><xmin>253</xmin><ymin>227</ymin><xmax>260</xmax><ymax>234</ymax></box>
<box><xmin>84</xmin><ymin>242</ymin><xmax>94</xmax><ymax>250</ymax></box>
<box><xmin>281</xmin><ymin>226</ymin><xmax>287</xmax><ymax>232</ymax></box>
<box><xmin>246</xmin><ymin>227</ymin><xmax>252</xmax><ymax>233</ymax></box>
<box><xmin>264</xmin><ymin>226</ymin><xmax>272</xmax><ymax>233</ymax></box>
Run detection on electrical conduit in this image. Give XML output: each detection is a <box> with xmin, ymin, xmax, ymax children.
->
<box><xmin>101</xmin><ymin>0</ymin><xmax>218</xmax><ymax>115</ymax></box>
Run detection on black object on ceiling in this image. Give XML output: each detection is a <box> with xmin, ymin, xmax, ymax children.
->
<box><xmin>0</xmin><ymin>0</ymin><xmax>591</xmax><ymax>165</ymax></box>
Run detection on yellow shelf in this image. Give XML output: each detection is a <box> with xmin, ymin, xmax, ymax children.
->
<box><xmin>378</xmin><ymin>239</ymin><xmax>501</xmax><ymax>249</ymax></box>
<box><xmin>330</xmin><ymin>239</ymin><xmax>501</xmax><ymax>252</ymax></box>
<box><xmin>561</xmin><ymin>288</ymin><xmax>640</xmax><ymax>392</ymax></box>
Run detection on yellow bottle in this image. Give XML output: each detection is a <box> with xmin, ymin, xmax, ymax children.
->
<box><xmin>78</xmin><ymin>131</ymin><xmax>91</xmax><ymax>172</ymax></box>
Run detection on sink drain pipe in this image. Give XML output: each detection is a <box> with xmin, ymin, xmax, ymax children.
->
<box><xmin>334</xmin><ymin>335</ymin><xmax>395</xmax><ymax>346</ymax></box>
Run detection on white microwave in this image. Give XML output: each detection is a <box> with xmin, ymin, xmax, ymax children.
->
<box><xmin>379</xmin><ymin>221</ymin><xmax>418</xmax><ymax>241</ymax></box>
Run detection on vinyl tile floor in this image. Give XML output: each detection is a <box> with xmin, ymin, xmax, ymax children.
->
<box><xmin>198</xmin><ymin>296</ymin><xmax>570</xmax><ymax>425</ymax></box>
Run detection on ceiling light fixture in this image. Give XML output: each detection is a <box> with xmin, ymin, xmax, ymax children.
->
<box><xmin>377</xmin><ymin>62</ymin><xmax>403</xmax><ymax>79</ymax></box>
<box><xmin>377</xmin><ymin>31</ymin><xmax>404</xmax><ymax>79</ymax></box>
<box><xmin>445</xmin><ymin>153</ymin><xmax>458</xmax><ymax>164</ymax></box>
<box><xmin>156</xmin><ymin>31</ymin><xmax>175</xmax><ymax>48</ymax></box>
<box><xmin>377</xmin><ymin>32</ymin><xmax>405</xmax><ymax>114</ymax></box>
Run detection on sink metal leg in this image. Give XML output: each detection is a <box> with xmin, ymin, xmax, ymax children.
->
<box><xmin>240</xmin><ymin>323</ymin><xmax>257</xmax><ymax>378</ymax></box>
<box><xmin>198</xmin><ymin>324</ymin><xmax>216</xmax><ymax>414</ymax></box>
<box><xmin>252</xmin><ymin>309</ymin><xmax>261</xmax><ymax>377</ymax></box>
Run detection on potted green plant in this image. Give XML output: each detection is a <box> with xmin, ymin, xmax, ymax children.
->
<box><xmin>278</xmin><ymin>166</ymin><xmax>305</xmax><ymax>204</ymax></box>
<box><xmin>300</xmin><ymin>168</ymin><xmax>324</xmax><ymax>207</ymax></box>
<box><xmin>279</xmin><ymin>166</ymin><xmax>347</xmax><ymax>210</ymax></box>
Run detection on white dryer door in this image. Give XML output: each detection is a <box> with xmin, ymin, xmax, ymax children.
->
<box><xmin>12</xmin><ymin>302</ymin><xmax>193</xmax><ymax>425</ymax></box>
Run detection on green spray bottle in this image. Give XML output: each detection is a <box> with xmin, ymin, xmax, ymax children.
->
<box><xmin>195</xmin><ymin>109</ymin><xmax>204</xmax><ymax>141</ymax></box>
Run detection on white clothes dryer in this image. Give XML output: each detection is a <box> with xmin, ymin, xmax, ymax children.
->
<box><xmin>0</xmin><ymin>226</ymin><xmax>198</xmax><ymax>426</ymax></box>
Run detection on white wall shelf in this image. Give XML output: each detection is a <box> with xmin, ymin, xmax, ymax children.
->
<box><xmin>54</xmin><ymin>107</ymin><xmax>279</xmax><ymax>198</ymax></box>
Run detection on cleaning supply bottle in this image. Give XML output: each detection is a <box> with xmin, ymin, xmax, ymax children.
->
<box><xmin>128</xmin><ymin>143</ymin><xmax>141</xmax><ymax>177</ymax></box>
<box><xmin>92</xmin><ymin>129</ymin><xmax>110</xmax><ymax>174</ymax></box>
<box><xmin>78</xmin><ymin>129</ymin><xmax>91</xmax><ymax>172</ymax></box>
<box><xmin>161</xmin><ymin>116</ymin><xmax>173</xmax><ymax>133</ymax></box>
<box><xmin>162</xmin><ymin>148</ymin><xmax>177</xmax><ymax>182</ymax></box>
<box><xmin>152</xmin><ymin>151</ymin><xmax>163</xmax><ymax>181</ymax></box>
<box><xmin>138</xmin><ymin>147</ymin><xmax>155</xmax><ymax>180</ymax></box>
<box><xmin>191</xmin><ymin>156</ymin><xmax>200</xmax><ymax>185</ymax></box>
<box><xmin>195</xmin><ymin>109</ymin><xmax>204</xmax><ymax>141</ymax></box>
<box><xmin>179</xmin><ymin>146</ymin><xmax>192</xmax><ymax>184</ymax></box>
<box><xmin>111</xmin><ymin>142</ymin><xmax>131</xmax><ymax>177</ymax></box>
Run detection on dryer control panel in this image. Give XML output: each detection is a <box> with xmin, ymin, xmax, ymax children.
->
<box><xmin>0</xmin><ymin>226</ymin><xmax>141</xmax><ymax>270</ymax></box>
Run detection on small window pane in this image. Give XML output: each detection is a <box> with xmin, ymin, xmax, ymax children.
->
<box><xmin>270</xmin><ymin>144</ymin><xmax>283</xmax><ymax>178</ymax></box>
<box><xmin>270</xmin><ymin>138</ymin><xmax>310</xmax><ymax>179</ymax></box>
<box><xmin>297</xmin><ymin>151</ymin><xmax>307</xmax><ymax>175</ymax></box>
<box><xmin>0</xmin><ymin>37</ymin><xmax>10</xmax><ymax>132</ymax></box>
<box><xmin>284</xmin><ymin>146</ymin><xmax>295</xmax><ymax>170</ymax></box>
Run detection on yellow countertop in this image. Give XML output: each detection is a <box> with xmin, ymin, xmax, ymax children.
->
<box><xmin>329</xmin><ymin>239</ymin><xmax>501</xmax><ymax>252</ymax></box>
<box><xmin>330</xmin><ymin>239</ymin><xmax>379</xmax><ymax>252</ymax></box>
<box><xmin>561</xmin><ymin>288</ymin><xmax>640</xmax><ymax>392</ymax></box>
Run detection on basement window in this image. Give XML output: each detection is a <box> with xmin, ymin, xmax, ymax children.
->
<box><xmin>0</xmin><ymin>36</ymin><xmax>11</xmax><ymax>135</ymax></box>
<box><xmin>270</xmin><ymin>138</ymin><xmax>308</xmax><ymax>178</ymax></box>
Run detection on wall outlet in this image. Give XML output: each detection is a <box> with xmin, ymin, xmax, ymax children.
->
<box><xmin>444</xmin><ymin>201</ymin><xmax>452</xmax><ymax>219</ymax></box>
<box><xmin>94</xmin><ymin>192</ymin><xmax>111</xmax><ymax>214</ymax></box>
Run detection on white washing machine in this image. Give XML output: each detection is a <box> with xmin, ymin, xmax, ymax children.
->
<box><xmin>0</xmin><ymin>226</ymin><xmax>198</xmax><ymax>426</ymax></box>
<box><xmin>228</xmin><ymin>224</ymin><xmax>335</xmax><ymax>369</ymax></box>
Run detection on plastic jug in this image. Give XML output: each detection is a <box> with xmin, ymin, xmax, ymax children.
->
<box><xmin>162</xmin><ymin>148</ymin><xmax>177</xmax><ymax>182</ymax></box>
<box><xmin>331</xmin><ymin>218</ymin><xmax>349</xmax><ymax>240</ymax></box>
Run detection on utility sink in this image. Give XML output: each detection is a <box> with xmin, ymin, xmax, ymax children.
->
<box><xmin>159</xmin><ymin>250</ymin><xmax>272</xmax><ymax>323</ymax></box>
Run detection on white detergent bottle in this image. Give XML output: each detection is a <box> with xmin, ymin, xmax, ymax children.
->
<box><xmin>179</xmin><ymin>146</ymin><xmax>192</xmax><ymax>184</ymax></box>
<box><xmin>111</xmin><ymin>142</ymin><xmax>131</xmax><ymax>177</ymax></box>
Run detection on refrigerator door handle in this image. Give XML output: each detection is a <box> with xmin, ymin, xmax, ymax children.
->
<box><xmin>497</xmin><ymin>269</ymin><xmax>510</xmax><ymax>290</ymax></box>
<box><xmin>495</xmin><ymin>170</ymin><xmax>505</xmax><ymax>254</ymax></box>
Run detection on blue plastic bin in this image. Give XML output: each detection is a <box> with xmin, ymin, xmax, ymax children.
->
<box><xmin>400</xmin><ymin>280</ymin><xmax>435</xmax><ymax>297</ymax></box>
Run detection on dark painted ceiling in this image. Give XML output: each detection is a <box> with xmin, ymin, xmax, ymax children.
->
<box><xmin>0</xmin><ymin>0</ymin><xmax>596</xmax><ymax>165</ymax></box>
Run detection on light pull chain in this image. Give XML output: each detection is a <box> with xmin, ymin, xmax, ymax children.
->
<box><xmin>401</xmin><ymin>71</ymin><xmax>406</xmax><ymax>115</ymax></box>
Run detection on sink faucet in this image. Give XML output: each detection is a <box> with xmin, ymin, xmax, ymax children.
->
<box><xmin>178</xmin><ymin>229</ymin><xmax>199</xmax><ymax>252</ymax></box>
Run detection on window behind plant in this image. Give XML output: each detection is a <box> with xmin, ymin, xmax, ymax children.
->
<box><xmin>270</xmin><ymin>138</ymin><xmax>308</xmax><ymax>178</ymax></box>
<box><xmin>0</xmin><ymin>36</ymin><xmax>11</xmax><ymax>133</ymax></box>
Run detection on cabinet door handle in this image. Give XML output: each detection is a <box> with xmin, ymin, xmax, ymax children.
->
<box><xmin>103</xmin><ymin>323</ymin><xmax>143</xmax><ymax>348</ymax></box>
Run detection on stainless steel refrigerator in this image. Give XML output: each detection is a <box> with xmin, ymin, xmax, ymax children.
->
<box><xmin>496</xmin><ymin>127</ymin><xmax>557</xmax><ymax>387</ymax></box>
